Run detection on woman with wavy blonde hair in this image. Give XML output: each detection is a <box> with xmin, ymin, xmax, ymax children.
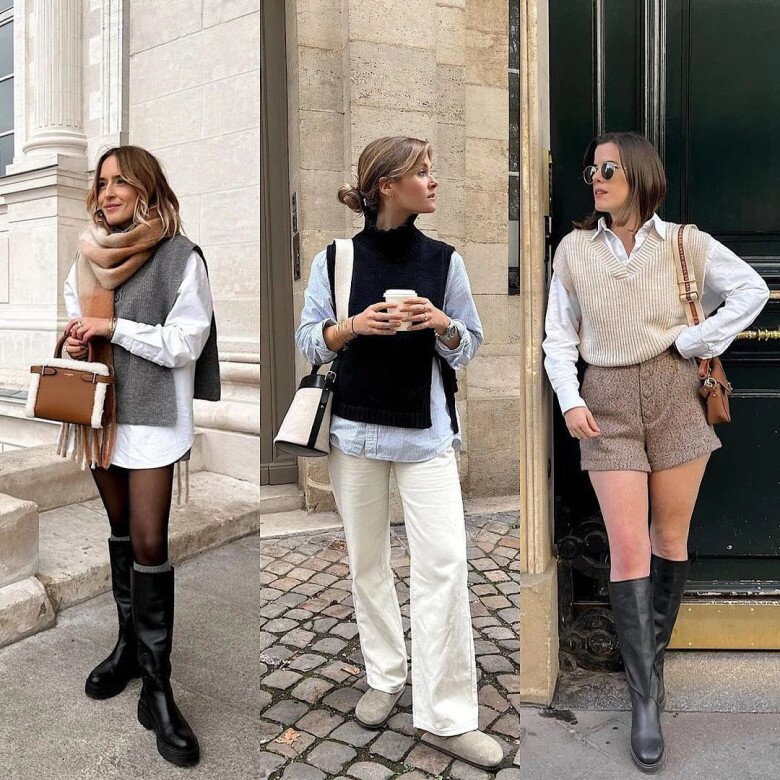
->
<box><xmin>62</xmin><ymin>145</ymin><xmax>221</xmax><ymax>767</ymax></box>
<box><xmin>295</xmin><ymin>136</ymin><xmax>503</xmax><ymax>770</ymax></box>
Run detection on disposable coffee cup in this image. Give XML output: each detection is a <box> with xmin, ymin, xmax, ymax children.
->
<box><xmin>384</xmin><ymin>289</ymin><xmax>416</xmax><ymax>332</ymax></box>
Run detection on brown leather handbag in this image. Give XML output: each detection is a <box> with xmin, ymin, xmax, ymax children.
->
<box><xmin>672</xmin><ymin>224</ymin><xmax>732</xmax><ymax>425</ymax></box>
<box><xmin>26</xmin><ymin>334</ymin><xmax>115</xmax><ymax>428</ymax></box>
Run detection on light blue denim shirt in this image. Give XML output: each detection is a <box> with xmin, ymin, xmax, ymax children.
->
<box><xmin>295</xmin><ymin>247</ymin><xmax>484</xmax><ymax>462</ymax></box>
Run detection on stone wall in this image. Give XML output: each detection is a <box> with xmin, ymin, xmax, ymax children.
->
<box><xmin>286</xmin><ymin>0</ymin><xmax>518</xmax><ymax>506</ymax></box>
<box><xmin>0</xmin><ymin>2</ymin><xmax>262</xmax><ymax>482</ymax></box>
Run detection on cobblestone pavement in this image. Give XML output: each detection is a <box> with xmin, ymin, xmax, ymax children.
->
<box><xmin>249</xmin><ymin>512</ymin><xmax>524</xmax><ymax>780</ymax></box>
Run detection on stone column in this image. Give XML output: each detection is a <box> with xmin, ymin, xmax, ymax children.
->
<box><xmin>20</xmin><ymin>0</ymin><xmax>87</xmax><ymax>167</ymax></box>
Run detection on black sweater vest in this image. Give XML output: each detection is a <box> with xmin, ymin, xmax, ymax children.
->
<box><xmin>327</xmin><ymin>216</ymin><xmax>459</xmax><ymax>432</ymax></box>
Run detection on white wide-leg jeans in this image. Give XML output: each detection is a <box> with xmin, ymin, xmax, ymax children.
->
<box><xmin>328</xmin><ymin>445</ymin><xmax>478</xmax><ymax>736</ymax></box>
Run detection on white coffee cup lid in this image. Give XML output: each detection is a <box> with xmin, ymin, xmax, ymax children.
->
<box><xmin>384</xmin><ymin>289</ymin><xmax>416</xmax><ymax>297</ymax></box>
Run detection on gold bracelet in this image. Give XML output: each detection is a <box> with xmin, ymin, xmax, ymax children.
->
<box><xmin>108</xmin><ymin>317</ymin><xmax>117</xmax><ymax>340</ymax></box>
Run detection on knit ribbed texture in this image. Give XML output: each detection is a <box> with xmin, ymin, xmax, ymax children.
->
<box><xmin>133</xmin><ymin>561</ymin><xmax>172</xmax><ymax>574</ymax></box>
<box><xmin>554</xmin><ymin>225</ymin><xmax>709</xmax><ymax>366</ymax></box>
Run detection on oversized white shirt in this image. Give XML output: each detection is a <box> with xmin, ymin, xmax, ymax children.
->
<box><xmin>64</xmin><ymin>251</ymin><xmax>214</xmax><ymax>468</ymax></box>
<box><xmin>543</xmin><ymin>214</ymin><xmax>770</xmax><ymax>413</ymax></box>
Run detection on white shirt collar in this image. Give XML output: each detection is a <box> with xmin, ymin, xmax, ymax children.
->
<box><xmin>591</xmin><ymin>213</ymin><xmax>667</xmax><ymax>242</ymax></box>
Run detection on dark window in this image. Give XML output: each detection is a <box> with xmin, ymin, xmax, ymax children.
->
<box><xmin>508</xmin><ymin>1</ymin><xmax>520</xmax><ymax>294</ymax></box>
<box><xmin>0</xmin><ymin>2</ymin><xmax>13</xmax><ymax>177</ymax></box>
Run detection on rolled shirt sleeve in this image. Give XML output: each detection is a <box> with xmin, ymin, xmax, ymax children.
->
<box><xmin>435</xmin><ymin>251</ymin><xmax>483</xmax><ymax>369</ymax></box>
<box><xmin>674</xmin><ymin>236</ymin><xmax>770</xmax><ymax>359</ymax></box>
<box><xmin>295</xmin><ymin>249</ymin><xmax>339</xmax><ymax>366</ymax></box>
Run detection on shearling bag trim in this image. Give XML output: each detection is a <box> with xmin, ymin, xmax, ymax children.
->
<box><xmin>26</xmin><ymin>356</ymin><xmax>111</xmax><ymax>430</ymax></box>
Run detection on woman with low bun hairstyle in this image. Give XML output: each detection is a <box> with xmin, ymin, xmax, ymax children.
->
<box><xmin>296</xmin><ymin>137</ymin><xmax>503</xmax><ymax>770</ymax></box>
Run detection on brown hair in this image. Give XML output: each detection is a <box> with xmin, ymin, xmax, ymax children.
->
<box><xmin>574</xmin><ymin>131</ymin><xmax>666</xmax><ymax>230</ymax></box>
<box><xmin>338</xmin><ymin>136</ymin><xmax>432</xmax><ymax>215</ymax></box>
<box><xmin>87</xmin><ymin>146</ymin><xmax>182</xmax><ymax>237</ymax></box>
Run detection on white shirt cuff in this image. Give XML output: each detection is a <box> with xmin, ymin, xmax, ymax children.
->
<box><xmin>675</xmin><ymin>325</ymin><xmax>712</xmax><ymax>359</ymax></box>
<box><xmin>557</xmin><ymin>388</ymin><xmax>587</xmax><ymax>414</ymax></box>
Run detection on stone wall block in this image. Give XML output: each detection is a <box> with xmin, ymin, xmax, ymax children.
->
<box><xmin>465</xmin><ymin>189</ymin><xmax>508</xmax><ymax>244</ymax></box>
<box><xmin>0</xmin><ymin>577</ymin><xmax>56</xmax><ymax>649</ymax></box>
<box><xmin>474</xmin><ymin>294</ymin><xmax>522</xmax><ymax>344</ymax></box>
<box><xmin>129</xmin><ymin>0</ymin><xmax>202</xmax><ymax>54</ymax></box>
<box><xmin>465</xmin><ymin>138</ymin><xmax>509</xmax><ymax>192</ymax></box>
<box><xmin>467</xmin><ymin>352</ymin><xmax>521</xmax><ymax>400</ymax></box>
<box><xmin>203</xmin><ymin>0</ymin><xmax>260</xmax><ymax>28</ymax></box>
<box><xmin>299</xmin><ymin>110</ymin><xmax>346</xmax><ymax>172</ymax></box>
<box><xmin>462</xmin><ymin>242</ymin><xmax>509</xmax><ymax>294</ymax></box>
<box><xmin>154</xmin><ymin>130</ymin><xmax>260</xmax><ymax>196</ymax></box>
<box><xmin>0</xmin><ymin>494</ymin><xmax>39</xmax><ymax>589</ymax></box>
<box><xmin>130</xmin><ymin>88</ymin><xmax>203</xmax><ymax>150</ymax></box>
<box><xmin>200</xmin><ymin>187</ymin><xmax>261</xmax><ymax>246</ymax></box>
<box><xmin>302</xmin><ymin>458</ymin><xmax>337</xmax><ymax>513</ymax></box>
<box><xmin>466</xmin><ymin>397</ymin><xmax>521</xmax><ymax>497</ymax></box>
<box><xmin>465</xmin><ymin>0</ymin><xmax>508</xmax><ymax>35</ymax></box>
<box><xmin>298</xmin><ymin>46</ymin><xmax>344</xmax><ymax>112</ymax></box>
<box><xmin>349</xmin><ymin>106</ymin><xmax>438</xmax><ymax>162</ymax></box>
<box><xmin>437</xmin><ymin>64</ymin><xmax>466</xmax><ymax>125</ymax></box>
<box><xmin>437</xmin><ymin>2</ymin><xmax>466</xmax><ymax>65</ymax></box>
<box><xmin>300</xmin><ymin>169</ymin><xmax>352</xmax><ymax>232</ymax></box>
<box><xmin>350</xmin><ymin>41</ymin><xmax>437</xmax><ymax>112</ymax></box>
<box><xmin>202</xmin><ymin>71</ymin><xmax>261</xmax><ymax>137</ymax></box>
<box><xmin>199</xmin><ymin>243</ymin><xmax>261</xmax><ymax>298</ymax></box>
<box><xmin>433</xmin><ymin>177</ymin><xmax>465</xmax><ymax>240</ymax></box>
<box><xmin>130</xmin><ymin>16</ymin><xmax>259</xmax><ymax>103</ymax></box>
<box><xmin>465</xmin><ymin>85</ymin><xmax>509</xmax><ymax>141</ymax></box>
<box><xmin>295</xmin><ymin>0</ymin><xmax>343</xmax><ymax>49</ymax></box>
<box><xmin>435</xmin><ymin>123</ymin><xmax>465</xmax><ymax>180</ymax></box>
<box><xmin>349</xmin><ymin>0</ymin><xmax>437</xmax><ymax>48</ymax></box>
<box><xmin>466</xmin><ymin>29</ymin><xmax>509</xmax><ymax>89</ymax></box>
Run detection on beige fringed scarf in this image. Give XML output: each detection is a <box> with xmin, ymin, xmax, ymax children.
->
<box><xmin>58</xmin><ymin>219</ymin><xmax>166</xmax><ymax>470</ymax></box>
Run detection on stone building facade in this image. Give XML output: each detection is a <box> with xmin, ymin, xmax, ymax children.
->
<box><xmin>0</xmin><ymin>0</ymin><xmax>260</xmax><ymax>482</ymax></box>
<box><xmin>282</xmin><ymin>0</ymin><xmax>520</xmax><ymax>507</ymax></box>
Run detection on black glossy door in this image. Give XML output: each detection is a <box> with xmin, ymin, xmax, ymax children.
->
<box><xmin>549</xmin><ymin>0</ymin><xmax>779</xmax><ymax>666</ymax></box>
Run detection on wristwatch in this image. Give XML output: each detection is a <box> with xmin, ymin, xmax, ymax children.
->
<box><xmin>437</xmin><ymin>318</ymin><xmax>458</xmax><ymax>342</ymax></box>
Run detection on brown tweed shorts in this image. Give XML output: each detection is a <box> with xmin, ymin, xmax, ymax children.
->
<box><xmin>580</xmin><ymin>349</ymin><xmax>722</xmax><ymax>473</ymax></box>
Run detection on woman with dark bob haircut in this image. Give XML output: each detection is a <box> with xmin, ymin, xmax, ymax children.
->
<box><xmin>543</xmin><ymin>131</ymin><xmax>768</xmax><ymax>772</ymax></box>
<box><xmin>62</xmin><ymin>145</ymin><xmax>220</xmax><ymax>767</ymax></box>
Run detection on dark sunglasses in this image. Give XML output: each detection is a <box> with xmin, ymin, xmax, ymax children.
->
<box><xmin>582</xmin><ymin>161</ymin><xmax>625</xmax><ymax>184</ymax></box>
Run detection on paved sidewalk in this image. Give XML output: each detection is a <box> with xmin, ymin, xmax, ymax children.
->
<box><xmin>0</xmin><ymin>512</ymin><xmax>777</xmax><ymax>780</ymax></box>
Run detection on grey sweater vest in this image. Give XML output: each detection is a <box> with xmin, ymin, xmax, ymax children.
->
<box><xmin>113</xmin><ymin>235</ymin><xmax>221</xmax><ymax>425</ymax></box>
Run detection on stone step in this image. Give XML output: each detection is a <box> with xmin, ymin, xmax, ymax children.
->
<box><xmin>37</xmin><ymin>473</ymin><xmax>328</xmax><ymax>614</ymax></box>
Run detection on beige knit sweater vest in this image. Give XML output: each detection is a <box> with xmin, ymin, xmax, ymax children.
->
<box><xmin>554</xmin><ymin>225</ymin><xmax>709</xmax><ymax>366</ymax></box>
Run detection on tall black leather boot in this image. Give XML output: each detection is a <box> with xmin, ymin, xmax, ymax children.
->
<box><xmin>85</xmin><ymin>537</ymin><xmax>141</xmax><ymax>699</ymax></box>
<box><xmin>608</xmin><ymin>577</ymin><xmax>665</xmax><ymax>773</ymax></box>
<box><xmin>133</xmin><ymin>565</ymin><xmax>200</xmax><ymax>767</ymax></box>
<box><xmin>650</xmin><ymin>554</ymin><xmax>689</xmax><ymax>709</ymax></box>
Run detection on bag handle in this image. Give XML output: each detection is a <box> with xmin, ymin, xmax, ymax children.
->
<box><xmin>671</xmin><ymin>224</ymin><xmax>706</xmax><ymax>327</ymax></box>
<box><xmin>311</xmin><ymin>238</ymin><xmax>354</xmax><ymax>375</ymax></box>
<box><xmin>672</xmin><ymin>223</ymin><xmax>718</xmax><ymax>379</ymax></box>
<box><xmin>54</xmin><ymin>333</ymin><xmax>94</xmax><ymax>363</ymax></box>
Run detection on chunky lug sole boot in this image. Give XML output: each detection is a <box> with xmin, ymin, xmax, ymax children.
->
<box><xmin>609</xmin><ymin>577</ymin><xmax>665</xmax><ymax>773</ymax></box>
<box><xmin>133</xmin><ymin>567</ymin><xmax>200</xmax><ymax>767</ymax></box>
<box><xmin>85</xmin><ymin>538</ymin><xmax>141</xmax><ymax>699</ymax></box>
<box><xmin>650</xmin><ymin>554</ymin><xmax>690</xmax><ymax>709</ymax></box>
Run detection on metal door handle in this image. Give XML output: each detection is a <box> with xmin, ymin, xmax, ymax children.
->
<box><xmin>736</xmin><ymin>328</ymin><xmax>780</xmax><ymax>341</ymax></box>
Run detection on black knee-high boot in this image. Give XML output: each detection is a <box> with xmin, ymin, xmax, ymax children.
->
<box><xmin>85</xmin><ymin>537</ymin><xmax>141</xmax><ymax>699</ymax></box>
<box><xmin>650</xmin><ymin>554</ymin><xmax>689</xmax><ymax>708</ymax></box>
<box><xmin>609</xmin><ymin>577</ymin><xmax>665</xmax><ymax>773</ymax></box>
<box><xmin>133</xmin><ymin>565</ymin><xmax>200</xmax><ymax>767</ymax></box>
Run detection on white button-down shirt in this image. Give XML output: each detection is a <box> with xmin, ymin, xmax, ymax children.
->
<box><xmin>64</xmin><ymin>251</ymin><xmax>214</xmax><ymax>468</ymax></box>
<box><xmin>543</xmin><ymin>214</ymin><xmax>770</xmax><ymax>413</ymax></box>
